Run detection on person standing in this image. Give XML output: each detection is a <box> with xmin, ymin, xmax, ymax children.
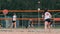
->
<box><xmin>12</xmin><ymin>13</ymin><xmax>17</xmax><ymax>28</ymax></box>
<box><xmin>42</xmin><ymin>8</ymin><xmax>52</xmax><ymax>31</ymax></box>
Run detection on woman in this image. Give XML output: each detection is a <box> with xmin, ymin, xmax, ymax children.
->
<box><xmin>12</xmin><ymin>13</ymin><xmax>17</xmax><ymax>28</ymax></box>
<box><xmin>42</xmin><ymin>8</ymin><xmax>52</xmax><ymax>31</ymax></box>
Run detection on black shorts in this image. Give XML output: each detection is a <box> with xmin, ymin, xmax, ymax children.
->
<box><xmin>45</xmin><ymin>19</ymin><xmax>51</xmax><ymax>22</ymax></box>
<box><xmin>45</xmin><ymin>19</ymin><xmax>53</xmax><ymax>25</ymax></box>
<box><xmin>12</xmin><ymin>21</ymin><xmax>16</xmax><ymax>23</ymax></box>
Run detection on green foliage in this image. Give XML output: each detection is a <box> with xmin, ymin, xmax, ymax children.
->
<box><xmin>0</xmin><ymin>0</ymin><xmax>60</xmax><ymax>10</ymax></box>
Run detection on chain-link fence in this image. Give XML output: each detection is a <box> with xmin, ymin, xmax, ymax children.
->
<box><xmin>0</xmin><ymin>10</ymin><xmax>60</xmax><ymax>29</ymax></box>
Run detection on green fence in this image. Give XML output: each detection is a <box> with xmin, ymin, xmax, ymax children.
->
<box><xmin>0</xmin><ymin>11</ymin><xmax>60</xmax><ymax>28</ymax></box>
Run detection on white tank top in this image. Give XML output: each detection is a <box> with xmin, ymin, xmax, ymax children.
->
<box><xmin>13</xmin><ymin>15</ymin><xmax>16</xmax><ymax>21</ymax></box>
<box><xmin>44</xmin><ymin>12</ymin><xmax>51</xmax><ymax>19</ymax></box>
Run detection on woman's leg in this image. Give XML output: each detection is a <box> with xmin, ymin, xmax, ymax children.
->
<box><xmin>47</xmin><ymin>22</ymin><xmax>51</xmax><ymax>32</ymax></box>
<box><xmin>13</xmin><ymin>22</ymin><xmax>16</xmax><ymax>28</ymax></box>
<box><xmin>45</xmin><ymin>21</ymin><xmax>48</xmax><ymax>30</ymax></box>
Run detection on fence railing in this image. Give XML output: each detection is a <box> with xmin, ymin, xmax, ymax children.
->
<box><xmin>0</xmin><ymin>10</ymin><xmax>60</xmax><ymax>12</ymax></box>
<box><xmin>0</xmin><ymin>10</ymin><xmax>60</xmax><ymax>28</ymax></box>
<box><xmin>0</xmin><ymin>18</ymin><xmax>60</xmax><ymax>21</ymax></box>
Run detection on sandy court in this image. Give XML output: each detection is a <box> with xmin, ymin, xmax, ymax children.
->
<box><xmin>0</xmin><ymin>28</ymin><xmax>60</xmax><ymax>34</ymax></box>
